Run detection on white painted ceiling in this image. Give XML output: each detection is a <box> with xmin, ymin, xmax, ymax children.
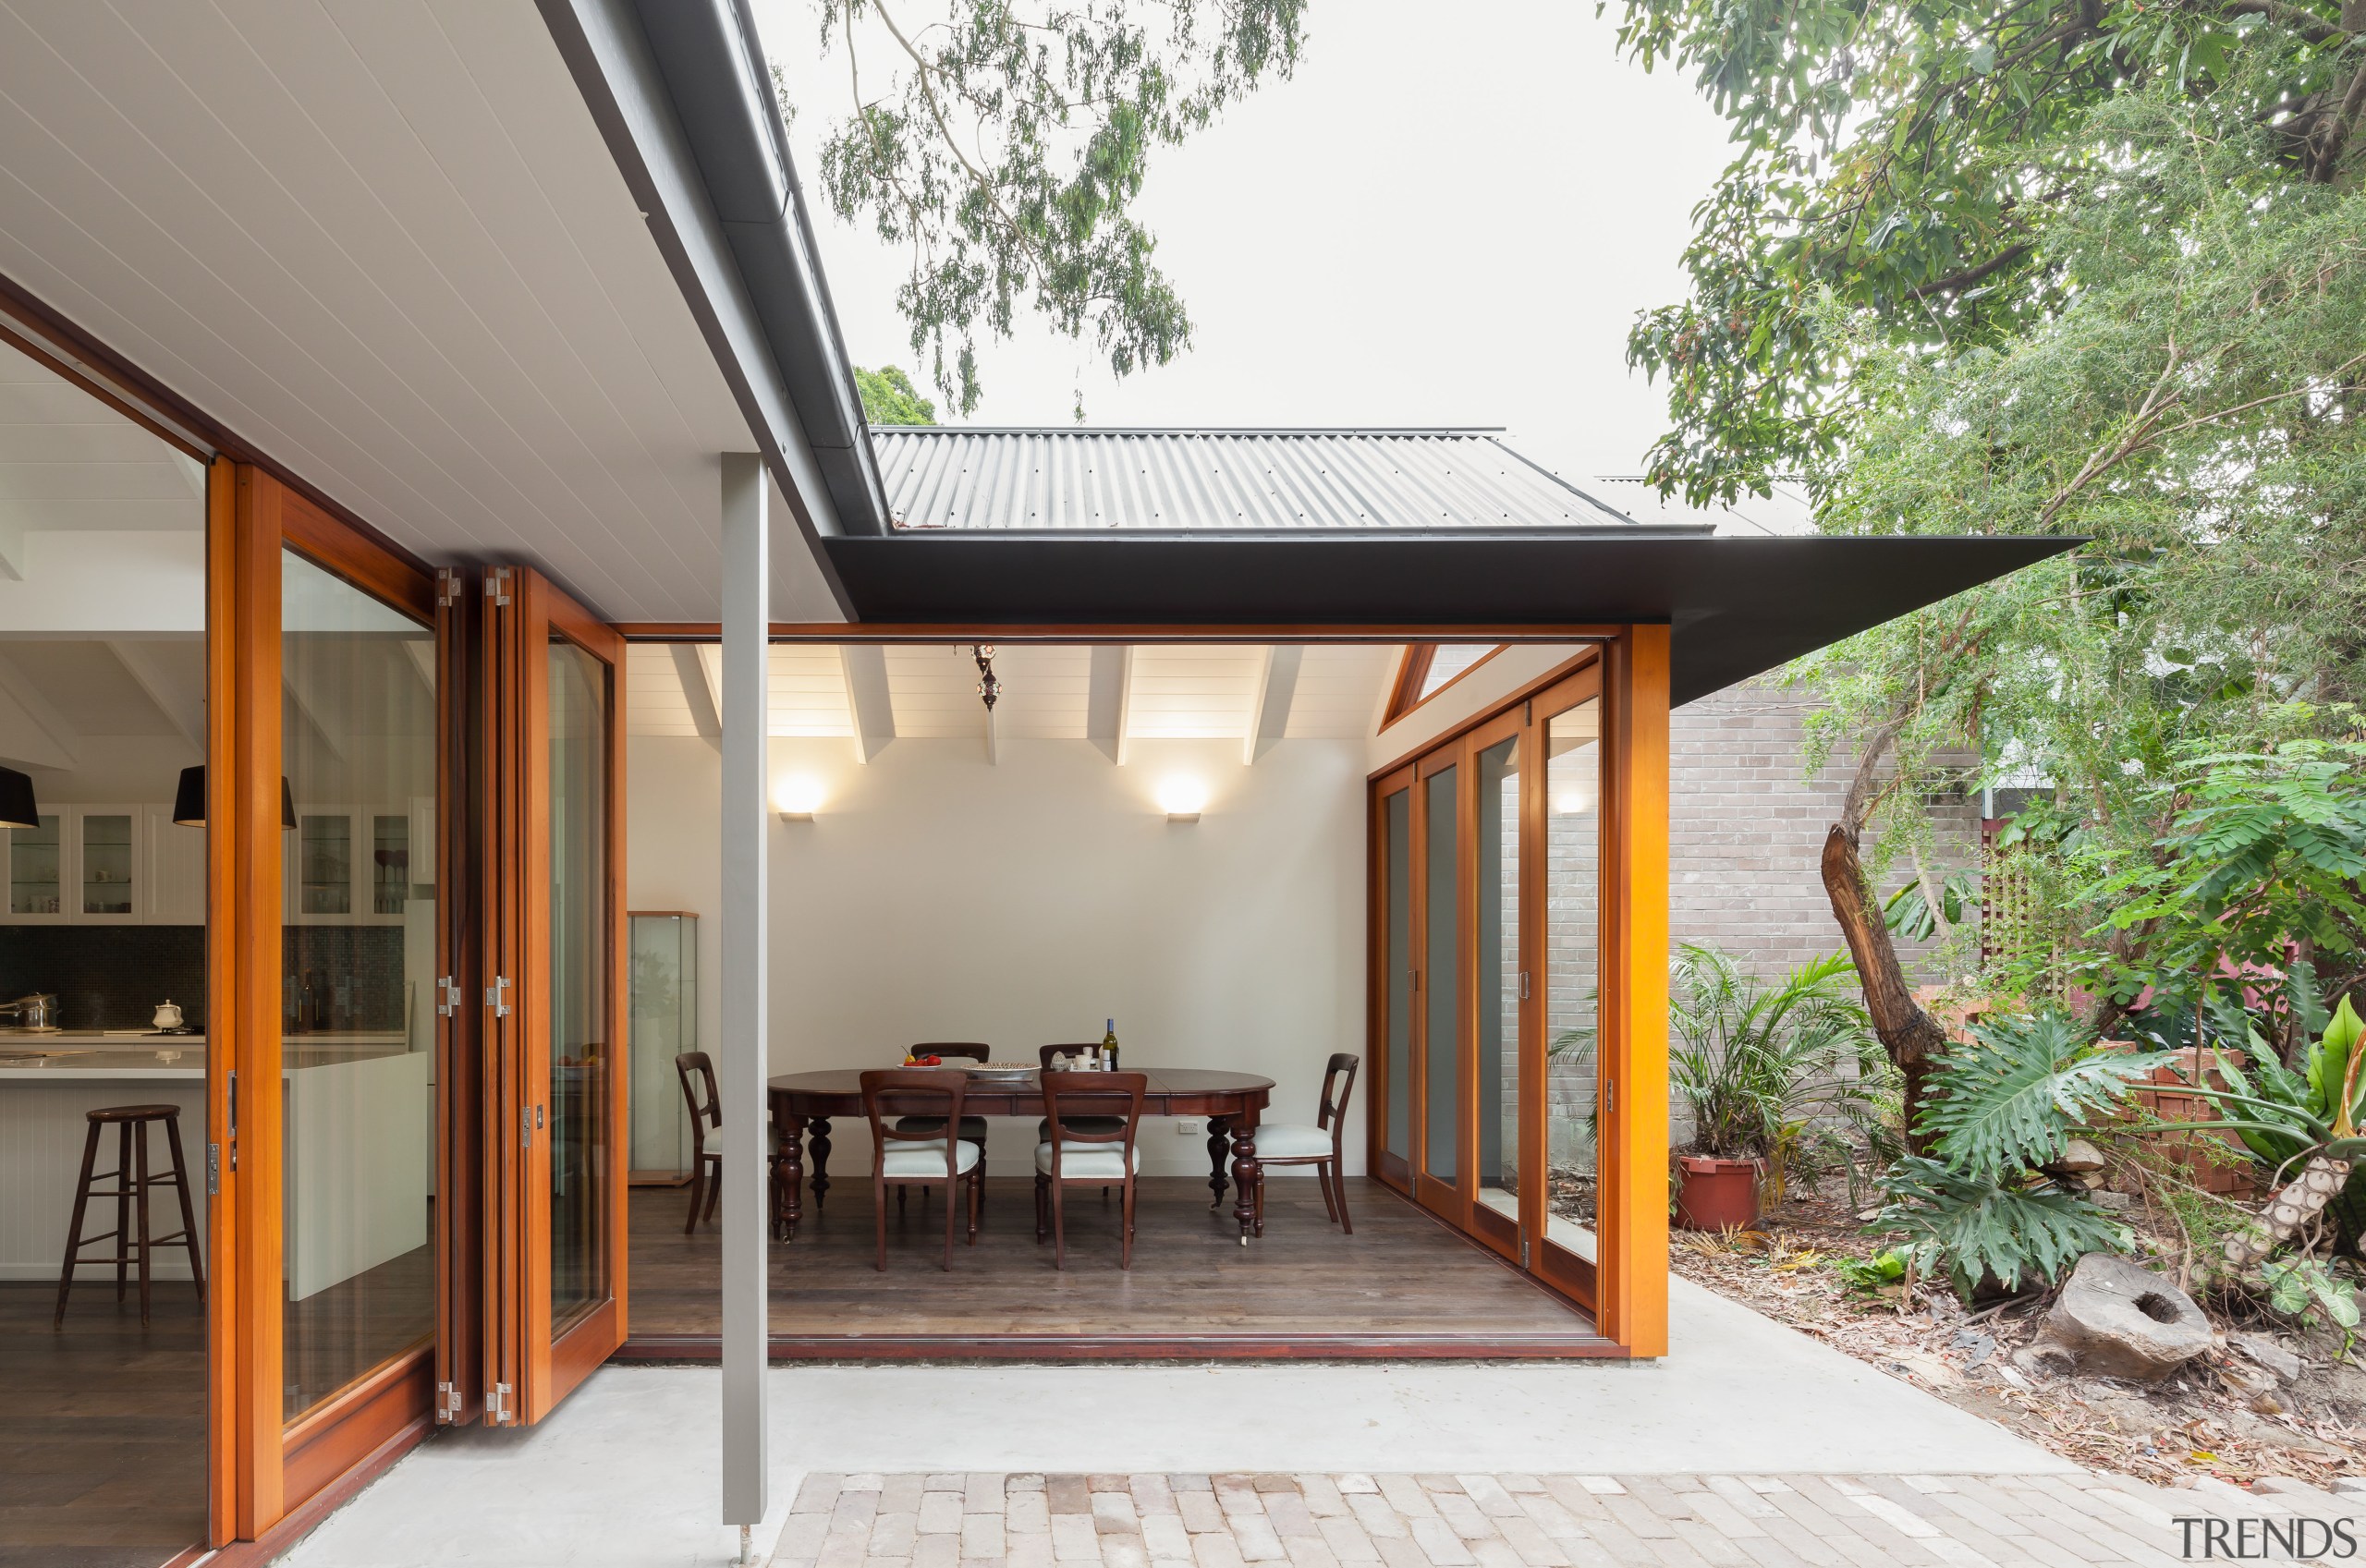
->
<box><xmin>0</xmin><ymin>0</ymin><xmax>839</xmax><ymax>623</ymax></box>
<box><xmin>624</xmin><ymin>641</ymin><xmax>1421</xmax><ymax>744</ymax></box>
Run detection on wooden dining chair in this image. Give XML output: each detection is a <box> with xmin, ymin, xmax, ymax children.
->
<box><xmin>860</xmin><ymin>1068</ymin><xmax>982</xmax><ymax>1271</ymax></box>
<box><xmin>891</xmin><ymin>1043</ymin><xmax>992</xmax><ymax>1216</ymax></box>
<box><xmin>675</xmin><ymin>1051</ymin><xmax>786</xmax><ymax>1236</ymax></box>
<box><xmin>1250</xmin><ymin>1052</ymin><xmax>1361</xmax><ymax>1235</ymax></box>
<box><xmin>1033</xmin><ymin>1070</ymin><xmax>1146</xmax><ymax>1269</ymax></box>
<box><xmin>1035</xmin><ymin>1045</ymin><xmax>1125</xmax><ymax>1197</ymax></box>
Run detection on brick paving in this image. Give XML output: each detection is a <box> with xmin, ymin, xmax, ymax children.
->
<box><xmin>769</xmin><ymin>1470</ymin><xmax>2366</xmax><ymax>1568</ymax></box>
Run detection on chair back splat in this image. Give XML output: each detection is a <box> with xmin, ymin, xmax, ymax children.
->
<box><xmin>860</xmin><ymin>1068</ymin><xmax>982</xmax><ymax>1270</ymax></box>
<box><xmin>1034</xmin><ymin>1070</ymin><xmax>1148</xmax><ymax>1269</ymax></box>
<box><xmin>1319</xmin><ymin>1051</ymin><xmax>1361</xmax><ymax>1131</ymax></box>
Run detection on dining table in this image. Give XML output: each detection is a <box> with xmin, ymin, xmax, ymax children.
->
<box><xmin>765</xmin><ymin>1066</ymin><xmax>1276</xmax><ymax>1243</ymax></box>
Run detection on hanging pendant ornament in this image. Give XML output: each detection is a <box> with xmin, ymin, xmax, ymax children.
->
<box><xmin>973</xmin><ymin>644</ymin><xmax>1000</xmax><ymax>712</ymax></box>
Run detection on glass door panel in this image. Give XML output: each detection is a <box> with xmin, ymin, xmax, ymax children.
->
<box><xmin>1379</xmin><ymin>782</ymin><xmax>1413</xmax><ymax>1174</ymax></box>
<box><xmin>79</xmin><ymin>810</ymin><xmax>135</xmax><ymax>917</ymax></box>
<box><xmin>545</xmin><ymin>637</ymin><xmax>610</xmax><ymax>1333</ymax></box>
<box><xmin>1474</xmin><ymin>733</ymin><xmax>1521</xmax><ymax>1232</ymax></box>
<box><xmin>277</xmin><ymin>548</ymin><xmax>437</xmax><ymax>1423</ymax></box>
<box><xmin>1420</xmin><ymin>761</ymin><xmax>1460</xmax><ymax>1197</ymax></box>
<box><xmin>1541</xmin><ymin>693</ymin><xmax>1604</xmax><ymax>1297</ymax></box>
<box><xmin>484</xmin><ymin>565</ymin><xmax>626</xmax><ymax>1426</ymax></box>
<box><xmin>9</xmin><ymin>812</ymin><xmax>62</xmax><ymax>915</ymax></box>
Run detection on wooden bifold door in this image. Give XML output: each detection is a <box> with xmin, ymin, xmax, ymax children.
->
<box><xmin>1370</xmin><ymin>657</ymin><xmax>1611</xmax><ymax>1316</ymax></box>
<box><xmin>479</xmin><ymin>565</ymin><xmax>629</xmax><ymax>1426</ymax></box>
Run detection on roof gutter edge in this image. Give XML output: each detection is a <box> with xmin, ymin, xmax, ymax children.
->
<box><xmin>536</xmin><ymin>0</ymin><xmax>891</xmax><ymax>545</ymax></box>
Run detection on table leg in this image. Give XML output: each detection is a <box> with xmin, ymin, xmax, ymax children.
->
<box><xmin>809</xmin><ymin>1117</ymin><xmax>833</xmax><ymax>1208</ymax></box>
<box><xmin>1229</xmin><ymin>1117</ymin><xmax>1261</xmax><ymax>1244</ymax></box>
<box><xmin>779</xmin><ymin>1112</ymin><xmax>805</xmax><ymax>1240</ymax></box>
<box><xmin>1206</xmin><ymin>1116</ymin><xmax>1231</xmax><ymax>1209</ymax></box>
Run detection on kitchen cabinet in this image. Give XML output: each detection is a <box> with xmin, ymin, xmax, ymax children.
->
<box><xmin>3</xmin><ymin>814</ymin><xmax>65</xmax><ymax>922</ymax></box>
<box><xmin>283</xmin><ymin>802</ymin><xmax>429</xmax><ymax>926</ymax></box>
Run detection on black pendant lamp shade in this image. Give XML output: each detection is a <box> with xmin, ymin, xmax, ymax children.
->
<box><xmin>172</xmin><ymin>765</ymin><xmax>298</xmax><ymax>830</ymax></box>
<box><xmin>0</xmin><ymin>766</ymin><xmax>36</xmax><ymax>831</ymax></box>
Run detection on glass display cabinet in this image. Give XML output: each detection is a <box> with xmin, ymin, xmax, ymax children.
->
<box><xmin>6</xmin><ymin>814</ymin><xmax>62</xmax><ymax>919</ymax></box>
<box><xmin>627</xmin><ymin>911</ymin><xmax>698</xmax><ymax>1185</ymax></box>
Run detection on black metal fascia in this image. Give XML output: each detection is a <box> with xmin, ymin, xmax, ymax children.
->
<box><xmin>629</xmin><ymin>0</ymin><xmax>890</xmax><ymax>536</ymax></box>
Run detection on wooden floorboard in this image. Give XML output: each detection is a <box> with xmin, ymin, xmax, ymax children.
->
<box><xmin>0</xmin><ymin>1281</ymin><xmax>203</xmax><ymax>1568</ymax></box>
<box><xmin>623</xmin><ymin>1176</ymin><xmax>1616</xmax><ymax>1359</ymax></box>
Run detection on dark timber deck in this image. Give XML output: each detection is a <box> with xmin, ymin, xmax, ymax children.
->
<box><xmin>620</xmin><ymin>1175</ymin><xmax>1616</xmax><ymax>1359</ymax></box>
<box><xmin>0</xmin><ymin>1282</ymin><xmax>203</xmax><ymax>1568</ymax></box>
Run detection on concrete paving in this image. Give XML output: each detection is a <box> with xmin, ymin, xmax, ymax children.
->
<box><xmin>270</xmin><ymin>1277</ymin><xmax>2080</xmax><ymax>1567</ymax></box>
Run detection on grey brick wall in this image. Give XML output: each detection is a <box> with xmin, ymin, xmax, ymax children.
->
<box><xmin>1669</xmin><ymin>679</ymin><xmax>1972</xmax><ymax>979</ymax></box>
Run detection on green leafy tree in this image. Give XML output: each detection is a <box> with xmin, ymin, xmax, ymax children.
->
<box><xmin>799</xmin><ymin>1</ymin><xmax>1306</xmax><ymax>414</ymax></box>
<box><xmin>1613</xmin><ymin>0</ymin><xmax>2366</xmax><ymax>504</ymax></box>
<box><xmin>855</xmin><ymin>364</ymin><xmax>939</xmax><ymax>425</ymax></box>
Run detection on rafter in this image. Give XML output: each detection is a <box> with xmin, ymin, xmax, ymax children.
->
<box><xmin>0</xmin><ymin>649</ymin><xmax>79</xmax><ymax>770</ymax></box>
<box><xmin>1087</xmin><ymin>644</ymin><xmax>1130</xmax><ymax>764</ymax></box>
<box><xmin>1245</xmin><ymin>645</ymin><xmax>1301</xmax><ymax>764</ymax></box>
<box><xmin>673</xmin><ymin>641</ymin><xmax>722</xmax><ymax>745</ymax></box>
<box><xmin>107</xmin><ymin>639</ymin><xmax>203</xmax><ymax>753</ymax></box>
<box><xmin>837</xmin><ymin>644</ymin><xmax>894</xmax><ymax>761</ymax></box>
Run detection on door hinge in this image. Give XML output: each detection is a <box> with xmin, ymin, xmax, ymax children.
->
<box><xmin>1604</xmin><ymin>1078</ymin><xmax>1616</xmax><ymax>1116</ymax></box>
<box><xmin>1519</xmin><ymin>1234</ymin><xmax>1531</xmax><ymax>1268</ymax></box>
<box><xmin>435</xmin><ymin>568</ymin><xmax>464</xmax><ymax>607</ymax></box>
<box><xmin>486</xmin><ymin>975</ymin><xmax>510</xmax><ymax>1016</ymax></box>
<box><xmin>436</xmin><ymin>975</ymin><xmax>462</xmax><ymax>1016</ymax></box>
<box><xmin>1519</xmin><ymin>970</ymin><xmax>1531</xmax><ymax>1002</ymax></box>
<box><xmin>488</xmin><ymin>1381</ymin><xmax>514</xmax><ymax>1424</ymax></box>
<box><xmin>484</xmin><ymin>566</ymin><xmax>512</xmax><ymax>607</ymax></box>
<box><xmin>434</xmin><ymin>1380</ymin><xmax>462</xmax><ymax>1423</ymax></box>
<box><xmin>206</xmin><ymin>1142</ymin><xmax>221</xmax><ymax>1196</ymax></box>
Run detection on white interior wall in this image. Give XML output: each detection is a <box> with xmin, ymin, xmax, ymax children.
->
<box><xmin>627</xmin><ymin>733</ymin><xmax>1370</xmax><ymax>1177</ymax></box>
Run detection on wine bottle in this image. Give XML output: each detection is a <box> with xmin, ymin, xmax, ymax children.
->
<box><xmin>1102</xmin><ymin>1017</ymin><xmax>1118</xmax><ymax>1070</ymax></box>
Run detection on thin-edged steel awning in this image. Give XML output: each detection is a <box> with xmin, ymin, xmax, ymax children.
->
<box><xmin>819</xmin><ymin>531</ymin><xmax>2079</xmax><ymax>708</ymax></box>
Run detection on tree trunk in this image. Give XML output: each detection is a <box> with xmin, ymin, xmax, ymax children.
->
<box><xmin>2222</xmin><ymin>1152</ymin><xmax>2356</xmax><ymax>1270</ymax></box>
<box><xmin>1823</xmin><ymin>821</ymin><xmax>1953</xmax><ymax>1153</ymax></box>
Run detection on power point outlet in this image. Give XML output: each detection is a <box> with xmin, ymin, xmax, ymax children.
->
<box><xmin>1176</xmin><ymin>1118</ymin><xmax>1204</xmax><ymax>1136</ymax></box>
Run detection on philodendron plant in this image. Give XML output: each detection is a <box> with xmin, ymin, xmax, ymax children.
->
<box><xmin>2167</xmin><ymin>995</ymin><xmax>2366</xmax><ymax>1267</ymax></box>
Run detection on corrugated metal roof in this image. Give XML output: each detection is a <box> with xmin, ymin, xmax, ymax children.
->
<box><xmin>869</xmin><ymin>427</ymin><xmax>1651</xmax><ymax>531</ymax></box>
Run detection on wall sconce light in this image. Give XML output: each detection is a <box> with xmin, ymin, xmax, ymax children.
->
<box><xmin>1158</xmin><ymin>776</ymin><xmax>1207</xmax><ymax>823</ymax></box>
<box><xmin>1552</xmin><ymin>787</ymin><xmax>1592</xmax><ymax>816</ymax></box>
<box><xmin>775</xmin><ymin>775</ymin><xmax>824</xmax><ymax>822</ymax></box>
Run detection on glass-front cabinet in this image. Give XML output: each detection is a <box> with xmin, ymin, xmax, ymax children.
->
<box><xmin>628</xmin><ymin>913</ymin><xmax>699</xmax><ymax>1184</ymax></box>
<box><xmin>5</xmin><ymin>813</ymin><xmax>62</xmax><ymax>919</ymax></box>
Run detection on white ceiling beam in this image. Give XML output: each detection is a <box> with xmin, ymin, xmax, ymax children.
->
<box><xmin>1246</xmin><ymin>645</ymin><xmax>1303</xmax><ymax>765</ymax></box>
<box><xmin>107</xmin><ymin>640</ymin><xmax>204</xmax><ymax>754</ymax></box>
<box><xmin>281</xmin><ymin>663</ymin><xmax>347</xmax><ymax>763</ymax></box>
<box><xmin>672</xmin><ymin>641</ymin><xmax>723</xmax><ymax>747</ymax></box>
<box><xmin>1088</xmin><ymin>644</ymin><xmax>1131</xmax><ymax>765</ymax></box>
<box><xmin>0</xmin><ymin>650</ymin><xmax>79</xmax><ymax>770</ymax></box>
<box><xmin>401</xmin><ymin>638</ymin><xmax>436</xmax><ymax>698</ymax></box>
<box><xmin>836</xmin><ymin>644</ymin><xmax>894</xmax><ymax>762</ymax></box>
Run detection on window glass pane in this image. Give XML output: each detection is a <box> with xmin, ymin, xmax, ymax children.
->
<box><xmin>548</xmin><ymin>637</ymin><xmax>610</xmax><ymax>1329</ymax></box>
<box><xmin>1422</xmin><ymin>765</ymin><xmax>1459</xmax><ymax>1183</ymax></box>
<box><xmin>1475</xmin><ymin>735</ymin><xmax>1519</xmax><ymax>1221</ymax></box>
<box><xmin>1418</xmin><ymin>644</ymin><xmax>1496</xmax><ymax>701</ymax></box>
<box><xmin>280</xmin><ymin>549</ymin><xmax>435</xmax><ymax>1422</ymax></box>
<box><xmin>1384</xmin><ymin>791</ymin><xmax>1411</xmax><ymax>1161</ymax></box>
<box><xmin>1544</xmin><ymin>699</ymin><xmax>1602</xmax><ymax>1259</ymax></box>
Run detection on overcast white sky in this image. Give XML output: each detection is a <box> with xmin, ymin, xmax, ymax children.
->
<box><xmin>750</xmin><ymin>1</ymin><xmax>1738</xmax><ymax>492</ymax></box>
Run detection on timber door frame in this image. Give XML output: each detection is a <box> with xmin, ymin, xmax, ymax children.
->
<box><xmin>485</xmin><ymin>566</ymin><xmax>630</xmax><ymax>1425</ymax></box>
<box><xmin>206</xmin><ymin>466</ymin><xmax>442</xmax><ymax>1544</ymax></box>
<box><xmin>1363</xmin><ymin>635</ymin><xmax>1667</xmax><ymax>1357</ymax></box>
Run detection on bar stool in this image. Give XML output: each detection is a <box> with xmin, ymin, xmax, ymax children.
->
<box><xmin>54</xmin><ymin>1104</ymin><xmax>204</xmax><ymax>1328</ymax></box>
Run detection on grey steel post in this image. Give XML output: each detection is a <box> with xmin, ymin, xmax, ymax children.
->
<box><xmin>720</xmin><ymin>453</ymin><xmax>769</xmax><ymax>1541</ymax></box>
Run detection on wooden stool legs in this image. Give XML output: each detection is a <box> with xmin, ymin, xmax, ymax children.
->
<box><xmin>55</xmin><ymin>1106</ymin><xmax>204</xmax><ymax>1329</ymax></box>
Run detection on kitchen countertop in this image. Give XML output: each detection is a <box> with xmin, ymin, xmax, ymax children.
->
<box><xmin>0</xmin><ymin>1030</ymin><xmax>411</xmax><ymax>1079</ymax></box>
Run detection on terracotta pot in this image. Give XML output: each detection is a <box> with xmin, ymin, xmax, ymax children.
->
<box><xmin>1674</xmin><ymin>1155</ymin><xmax>1763</xmax><ymax>1232</ymax></box>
